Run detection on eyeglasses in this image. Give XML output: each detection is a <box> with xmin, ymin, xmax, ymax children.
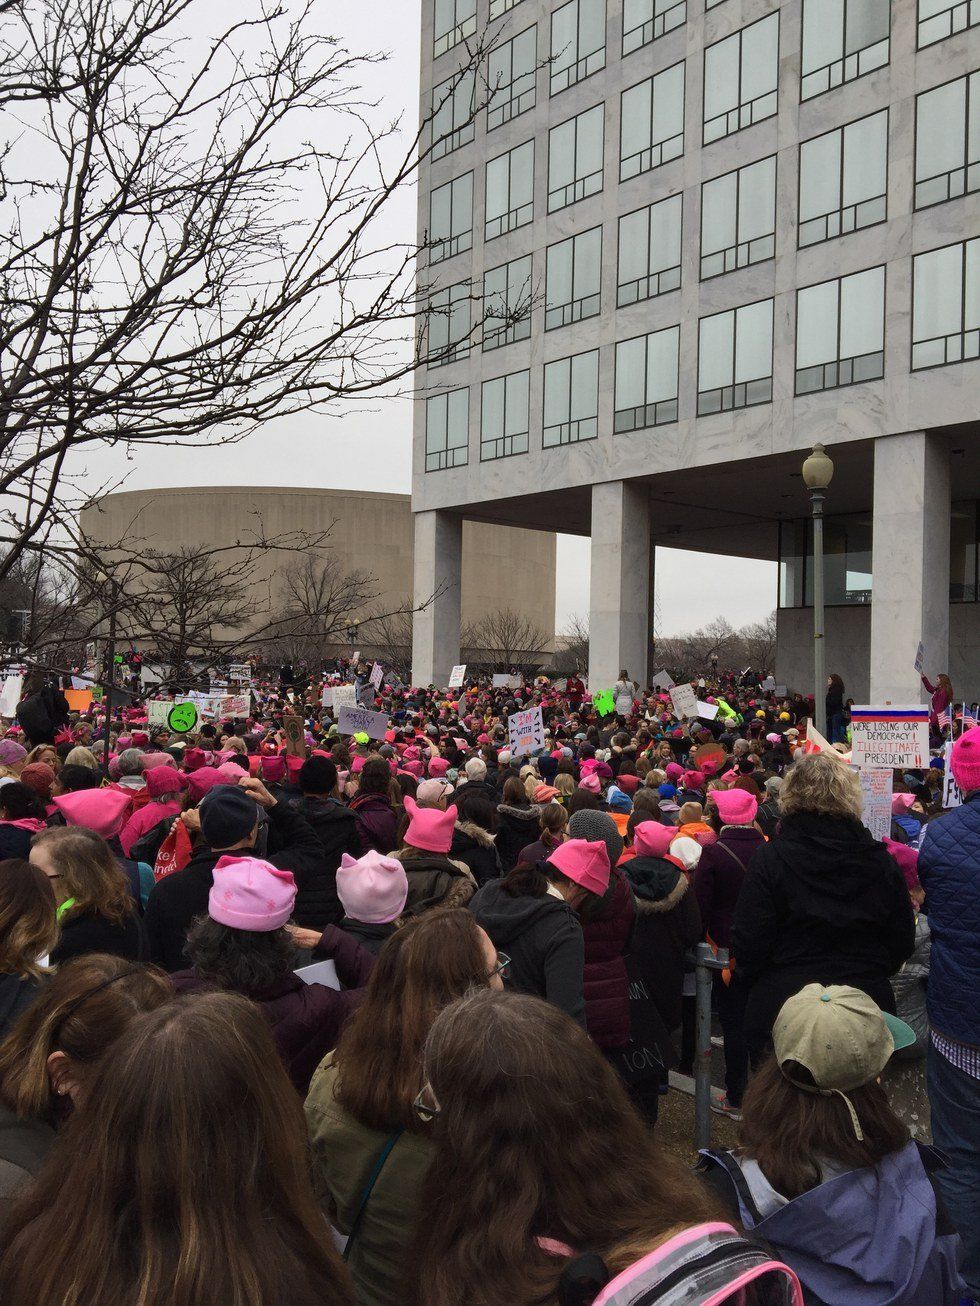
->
<box><xmin>413</xmin><ymin>1082</ymin><xmax>441</xmax><ymax>1123</ymax></box>
<box><xmin>489</xmin><ymin>951</ymin><xmax>510</xmax><ymax>981</ymax></box>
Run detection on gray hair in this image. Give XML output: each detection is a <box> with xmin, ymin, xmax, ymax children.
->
<box><xmin>116</xmin><ymin>748</ymin><xmax>145</xmax><ymax>777</ymax></box>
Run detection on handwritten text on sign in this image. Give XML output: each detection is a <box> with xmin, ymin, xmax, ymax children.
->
<box><xmin>508</xmin><ymin>706</ymin><xmax>544</xmax><ymax>758</ymax></box>
<box><xmin>850</xmin><ymin>707</ymin><xmax>930</xmax><ymax>769</ymax></box>
<box><xmin>855</xmin><ymin>767</ymin><xmax>893</xmax><ymax>842</ymax></box>
<box><xmin>337</xmin><ymin>705</ymin><xmax>389</xmax><ymax>740</ymax></box>
<box><xmin>669</xmin><ymin>683</ymin><xmax>698</xmax><ymax>720</ymax></box>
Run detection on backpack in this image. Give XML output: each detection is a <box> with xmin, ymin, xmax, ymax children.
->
<box><xmin>585</xmin><ymin>1222</ymin><xmax>803</xmax><ymax>1306</ymax></box>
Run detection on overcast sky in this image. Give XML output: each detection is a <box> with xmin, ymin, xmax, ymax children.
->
<box><xmin>80</xmin><ymin>0</ymin><xmax>776</xmax><ymax>635</ymax></box>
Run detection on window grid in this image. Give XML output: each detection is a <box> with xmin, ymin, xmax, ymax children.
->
<box><xmin>482</xmin><ymin>256</ymin><xmax>533</xmax><ymax>352</ymax></box>
<box><xmin>434</xmin><ymin>0</ymin><xmax>477</xmax><ymax>58</ymax></box>
<box><xmin>481</xmin><ymin>371</ymin><xmax>530</xmax><ymax>461</ymax></box>
<box><xmin>543</xmin><ymin>351</ymin><xmax>599</xmax><ymax>447</ymax></box>
<box><xmin>700</xmin><ymin>157</ymin><xmax>776</xmax><ymax>280</ymax></box>
<box><xmin>798</xmin><ymin>111</ymin><xmax>888</xmax><ymax>249</ymax></box>
<box><xmin>431</xmin><ymin>73</ymin><xmax>475</xmax><ymax>162</ymax></box>
<box><xmin>703</xmin><ymin>15</ymin><xmax>778</xmax><ymax>145</ymax></box>
<box><xmin>427</xmin><ymin>283</ymin><xmax>471</xmax><ymax>369</ymax></box>
<box><xmin>795</xmin><ymin>269</ymin><xmax>885</xmax><ymax>395</ymax></box>
<box><xmin>622</xmin><ymin>0</ymin><xmax>687</xmax><ymax>56</ymax></box>
<box><xmin>697</xmin><ymin>302</ymin><xmax>774</xmax><ymax>415</ymax></box>
<box><xmin>620</xmin><ymin>64</ymin><xmax>685</xmax><ymax>180</ymax></box>
<box><xmin>917</xmin><ymin>0</ymin><xmax>979</xmax><ymax>47</ymax></box>
<box><xmin>550</xmin><ymin>0</ymin><xmax>606</xmax><ymax>96</ymax></box>
<box><xmin>617</xmin><ymin>195</ymin><xmax>682</xmax><ymax>306</ymax></box>
<box><xmin>486</xmin><ymin>142</ymin><xmax>534</xmax><ymax>241</ymax></box>
<box><xmin>614</xmin><ymin>328</ymin><xmax>679</xmax><ymax>432</ymax></box>
<box><xmin>429</xmin><ymin>174</ymin><xmax>473</xmax><ymax>265</ymax></box>
<box><xmin>546</xmin><ymin>227</ymin><xmax>602</xmax><ymax>331</ymax></box>
<box><xmin>487</xmin><ymin>26</ymin><xmax>537</xmax><ymax>132</ymax></box>
<box><xmin>425</xmin><ymin>390</ymin><xmax>469</xmax><ymax>472</ymax></box>
<box><xmin>915</xmin><ymin>74</ymin><xmax>979</xmax><ymax>209</ymax></box>
<box><xmin>801</xmin><ymin>0</ymin><xmax>890</xmax><ymax>101</ymax></box>
<box><xmin>548</xmin><ymin>106</ymin><xmax>604</xmax><ymax>213</ymax></box>
<box><xmin>490</xmin><ymin>0</ymin><xmax>525</xmax><ymax>17</ymax></box>
<box><xmin>912</xmin><ymin>238</ymin><xmax>980</xmax><ymax>371</ymax></box>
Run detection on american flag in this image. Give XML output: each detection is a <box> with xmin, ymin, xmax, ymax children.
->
<box><xmin>962</xmin><ymin>703</ymin><xmax>979</xmax><ymax>730</ymax></box>
<box><xmin>938</xmin><ymin>706</ymin><xmax>952</xmax><ymax>729</ymax></box>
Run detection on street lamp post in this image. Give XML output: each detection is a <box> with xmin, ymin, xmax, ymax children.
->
<box><xmin>802</xmin><ymin>443</ymin><xmax>835</xmax><ymax>739</ymax></box>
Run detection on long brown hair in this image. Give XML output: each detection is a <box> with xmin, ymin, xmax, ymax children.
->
<box><xmin>739</xmin><ymin>1057</ymin><xmax>910</xmax><ymax>1200</ymax></box>
<box><xmin>0</xmin><ymin>859</ymin><xmax>58</xmax><ymax>980</ymax></box>
<box><xmin>334</xmin><ymin>909</ymin><xmax>493</xmax><ymax>1133</ymax></box>
<box><xmin>412</xmin><ymin>989</ymin><xmax>715</xmax><ymax>1305</ymax></box>
<box><xmin>31</xmin><ymin>826</ymin><xmax>133</xmax><ymax>926</ymax></box>
<box><xmin>0</xmin><ymin>992</ymin><xmax>355</xmax><ymax>1306</ymax></box>
<box><xmin>0</xmin><ymin>954</ymin><xmax>171</xmax><ymax>1119</ymax></box>
<box><xmin>538</xmin><ymin>803</ymin><xmax>567</xmax><ymax>849</ymax></box>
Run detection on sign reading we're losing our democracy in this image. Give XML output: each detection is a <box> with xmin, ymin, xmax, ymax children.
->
<box><xmin>850</xmin><ymin>706</ymin><xmax>930</xmax><ymax>769</ymax></box>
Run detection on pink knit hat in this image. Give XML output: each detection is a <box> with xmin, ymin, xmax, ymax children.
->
<box><xmin>144</xmin><ymin>765</ymin><xmax>186</xmax><ymax>799</ymax></box>
<box><xmin>709</xmin><ymin>789</ymin><xmax>758</xmax><ymax>826</ymax></box>
<box><xmin>682</xmin><ymin>770</ymin><xmax>706</xmax><ymax>790</ymax></box>
<box><xmin>950</xmin><ymin>726</ymin><xmax>980</xmax><ymax>793</ymax></box>
<box><xmin>579</xmin><ymin>773</ymin><xmax>602</xmax><ymax>795</ymax></box>
<box><xmin>883</xmin><ymin>837</ymin><xmax>921</xmax><ymax>893</ymax></box>
<box><xmin>337</xmin><ymin>850</ymin><xmax>408</xmax><ymax>924</ymax></box>
<box><xmin>403</xmin><ymin>794</ymin><xmax>458</xmax><ymax>854</ymax></box>
<box><xmin>53</xmin><ymin>789</ymin><xmax>131</xmax><ymax>839</ymax></box>
<box><xmin>891</xmin><ymin>792</ymin><xmax>916</xmax><ymax>815</ymax></box>
<box><xmin>208</xmin><ymin>855</ymin><xmax>296</xmax><ymax>931</ymax></box>
<box><xmin>260</xmin><ymin>756</ymin><xmax>286</xmax><ymax>783</ymax></box>
<box><xmin>546</xmin><ymin>838</ymin><xmax>610</xmax><ymax>896</ymax></box>
<box><xmin>428</xmin><ymin>757</ymin><xmax>450</xmax><ymax>778</ymax></box>
<box><xmin>665</xmin><ymin>762</ymin><xmax>684</xmax><ymax>782</ymax></box>
<box><xmin>633</xmin><ymin>821</ymin><xmax>676</xmax><ymax>858</ymax></box>
<box><xmin>186</xmin><ymin>766</ymin><xmax>225</xmax><ymax>802</ymax></box>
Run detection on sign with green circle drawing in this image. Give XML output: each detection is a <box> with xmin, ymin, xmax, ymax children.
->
<box><xmin>167</xmin><ymin>701</ymin><xmax>199</xmax><ymax>734</ymax></box>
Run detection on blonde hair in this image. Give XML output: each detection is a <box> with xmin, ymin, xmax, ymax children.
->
<box><xmin>779</xmin><ymin>752</ymin><xmax>863</xmax><ymax>822</ymax></box>
<box><xmin>63</xmin><ymin>746</ymin><xmax>99</xmax><ymax>771</ymax></box>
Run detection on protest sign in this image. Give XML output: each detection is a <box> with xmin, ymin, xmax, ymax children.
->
<box><xmin>669</xmin><ymin>683</ymin><xmax>698</xmax><ymax>720</ymax></box>
<box><xmin>229</xmin><ymin>663</ymin><xmax>251</xmax><ymax>682</ymax></box>
<box><xmin>337</xmin><ymin>705</ymin><xmax>389</xmax><ymax>740</ymax></box>
<box><xmin>854</xmin><ymin>767</ymin><xmax>893</xmax><ymax>841</ymax></box>
<box><xmin>0</xmin><ymin>675</ymin><xmax>22</xmax><ymax>719</ymax></box>
<box><xmin>448</xmin><ymin>664</ymin><xmax>467</xmax><ymax>689</ymax></box>
<box><xmin>593</xmin><ymin>689</ymin><xmax>616</xmax><ymax>717</ymax></box>
<box><xmin>71</xmin><ymin>674</ymin><xmax>96</xmax><ymax>690</ymax></box>
<box><xmin>332</xmin><ymin>684</ymin><xmax>357</xmax><ymax>710</ymax></box>
<box><xmin>219</xmin><ymin>693</ymin><xmax>250</xmax><ymax>719</ymax></box>
<box><xmin>774</xmin><ymin>685</ymin><xmax>787</xmax><ymax>698</ymax></box>
<box><xmin>696</xmin><ymin>700</ymin><xmax>720</xmax><ymax>720</ymax></box>
<box><xmin>508</xmin><ymin>706</ymin><xmax>545</xmax><ymax>758</ymax></box>
<box><xmin>369</xmin><ymin>662</ymin><xmax>384</xmax><ymax>690</ymax></box>
<box><xmin>762</xmin><ymin>675</ymin><xmax>776</xmax><ymax>692</ymax></box>
<box><xmin>492</xmin><ymin>673</ymin><xmax>523</xmax><ymax>689</ymax></box>
<box><xmin>147</xmin><ymin>699</ymin><xmax>172</xmax><ymax>727</ymax></box>
<box><xmin>850</xmin><ymin>706</ymin><xmax>930</xmax><ymax>769</ymax></box>
<box><xmin>283</xmin><ymin>714</ymin><xmax>305</xmax><ymax>757</ymax></box>
<box><xmin>942</xmin><ymin>742</ymin><xmax>962</xmax><ymax>809</ymax></box>
<box><xmin>64</xmin><ymin>689</ymin><xmax>93</xmax><ymax>713</ymax></box>
<box><xmin>914</xmin><ymin>641</ymin><xmax>925</xmax><ymax>675</ymax></box>
<box><xmin>320</xmin><ymin>686</ymin><xmax>333</xmax><ymax>708</ymax></box>
<box><xmin>651</xmin><ymin>670</ymin><xmax>675</xmax><ymax>691</ymax></box>
<box><xmin>167</xmin><ymin>702</ymin><xmax>199</xmax><ymax>734</ymax></box>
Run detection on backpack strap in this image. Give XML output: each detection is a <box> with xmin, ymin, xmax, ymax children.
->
<box><xmin>697</xmin><ymin>1149</ymin><xmax>766</xmax><ymax>1225</ymax></box>
<box><xmin>556</xmin><ymin>1252</ymin><xmax>609</xmax><ymax>1306</ymax></box>
<box><xmin>342</xmin><ymin>1128</ymin><xmax>403</xmax><ymax>1262</ymax></box>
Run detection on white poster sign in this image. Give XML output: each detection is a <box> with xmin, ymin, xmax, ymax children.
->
<box><xmin>492</xmin><ymin>673</ymin><xmax>523</xmax><ymax>689</ymax></box>
<box><xmin>850</xmin><ymin>707</ymin><xmax>930</xmax><ymax>769</ymax></box>
<box><xmin>147</xmin><ymin>699</ymin><xmax>172</xmax><ymax>727</ymax></box>
<box><xmin>942</xmin><ymin>742</ymin><xmax>962</xmax><ymax>809</ymax></box>
<box><xmin>229</xmin><ymin>663</ymin><xmax>251</xmax><ymax>682</ymax></box>
<box><xmin>914</xmin><ymin>641</ymin><xmax>925</xmax><ymax>675</ymax></box>
<box><xmin>331</xmin><ymin>684</ymin><xmax>357</xmax><ymax>710</ymax></box>
<box><xmin>0</xmin><ymin>675</ymin><xmax>22</xmax><ymax>719</ymax></box>
<box><xmin>762</xmin><ymin>675</ymin><xmax>776</xmax><ymax>692</ymax></box>
<box><xmin>369</xmin><ymin>661</ymin><xmax>384</xmax><ymax>690</ymax></box>
<box><xmin>448</xmin><ymin>664</ymin><xmax>467</xmax><ymax>689</ymax></box>
<box><xmin>696</xmin><ymin>700</ymin><xmax>720</xmax><ymax>720</ymax></box>
<box><xmin>508</xmin><ymin>706</ymin><xmax>545</xmax><ymax>758</ymax></box>
<box><xmin>669</xmin><ymin>683</ymin><xmax>698</xmax><ymax>720</ymax></box>
<box><xmin>651</xmin><ymin>670</ymin><xmax>675</xmax><ymax>690</ymax></box>
<box><xmin>320</xmin><ymin>686</ymin><xmax>333</xmax><ymax>708</ymax></box>
<box><xmin>855</xmin><ymin>767</ymin><xmax>893</xmax><ymax>842</ymax></box>
<box><xmin>337</xmin><ymin>705</ymin><xmax>389</xmax><ymax>740</ymax></box>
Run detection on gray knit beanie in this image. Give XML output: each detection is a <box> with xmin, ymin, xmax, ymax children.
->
<box><xmin>567</xmin><ymin>808</ymin><xmax>624</xmax><ymax>870</ymax></box>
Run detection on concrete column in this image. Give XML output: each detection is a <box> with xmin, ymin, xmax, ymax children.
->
<box><xmin>588</xmin><ymin>482</ymin><xmax>650</xmax><ymax>691</ymax></box>
<box><xmin>411</xmin><ymin>510</ymin><xmax>462</xmax><ymax>688</ymax></box>
<box><xmin>869</xmin><ymin>433</ymin><xmax>950</xmax><ymax>704</ymax></box>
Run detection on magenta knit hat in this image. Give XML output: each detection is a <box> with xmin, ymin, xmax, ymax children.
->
<box><xmin>208</xmin><ymin>855</ymin><xmax>296</xmax><ymax>931</ymax></box>
<box><xmin>428</xmin><ymin>757</ymin><xmax>450</xmax><ymax>778</ymax></box>
<box><xmin>710</xmin><ymin>789</ymin><xmax>758</xmax><ymax>826</ymax></box>
<box><xmin>53</xmin><ymin>789</ymin><xmax>130</xmax><ymax>839</ymax></box>
<box><xmin>579</xmin><ymin>773</ymin><xmax>602</xmax><ymax>795</ymax></box>
<box><xmin>403</xmin><ymin>794</ymin><xmax>458</xmax><ymax>854</ymax></box>
<box><xmin>664</xmin><ymin>762</ymin><xmax>684</xmax><ymax>781</ymax></box>
<box><xmin>633</xmin><ymin>821</ymin><xmax>676</xmax><ymax>859</ymax></box>
<box><xmin>337</xmin><ymin>850</ymin><xmax>408</xmax><ymax>924</ymax></box>
<box><xmin>883</xmin><ymin>837</ymin><xmax>921</xmax><ymax>893</ymax></box>
<box><xmin>144</xmin><ymin>765</ymin><xmax>186</xmax><ymax>799</ymax></box>
<box><xmin>185</xmin><ymin>766</ymin><xmax>225</xmax><ymax>803</ymax></box>
<box><xmin>546</xmin><ymin>838</ymin><xmax>610</xmax><ymax>896</ymax></box>
<box><xmin>950</xmin><ymin>727</ymin><xmax>980</xmax><ymax>794</ymax></box>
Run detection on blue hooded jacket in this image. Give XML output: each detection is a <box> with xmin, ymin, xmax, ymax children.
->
<box><xmin>699</xmin><ymin>1142</ymin><xmax>964</xmax><ymax>1305</ymax></box>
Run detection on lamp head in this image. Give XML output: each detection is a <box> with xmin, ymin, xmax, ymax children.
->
<box><xmin>802</xmin><ymin>443</ymin><xmax>834</xmax><ymax>491</ymax></box>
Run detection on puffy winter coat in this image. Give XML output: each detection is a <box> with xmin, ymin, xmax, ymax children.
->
<box><xmin>694</xmin><ymin>826</ymin><xmax>765</xmax><ymax>949</ymax></box>
<box><xmin>289</xmin><ymin>795</ymin><xmax>361</xmax><ymax>931</ymax></box>
<box><xmin>495</xmin><ymin>803</ymin><xmax>542</xmax><ymax>873</ymax></box>
<box><xmin>392</xmin><ymin>847</ymin><xmax>477</xmax><ymax>916</ymax></box>
<box><xmin>350</xmin><ymin>792</ymin><xmax>397</xmax><ymax>856</ymax></box>
<box><xmin>918</xmin><ymin>792</ymin><xmax>980</xmax><ymax>1046</ymax></box>
<box><xmin>581</xmin><ymin>867</ymin><xmax>635</xmax><ymax>1049</ymax></box>
<box><xmin>625</xmin><ymin>855</ymin><xmax>702</xmax><ymax>1032</ymax></box>
<box><xmin>450</xmin><ymin>820</ymin><xmax>502</xmax><ymax>886</ymax></box>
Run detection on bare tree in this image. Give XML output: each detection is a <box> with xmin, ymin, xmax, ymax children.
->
<box><xmin>463</xmin><ymin>607</ymin><xmax>548</xmax><ymax>676</ymax></box>
<box><xmin>264</xmin><ymin>555</ymin><xmax>377</xmax><ymax>665</ymax></box>
<box><xmin>0</xmin><ymin>0</ymin><xmax>513</xmax><ymax>580</ymax></box>
<box><xmin>547</xmin><ymin>613</ymin><xmax>589</xmax><ymax>675</ymax></box>
<box><xmin>362</xmin><ymin>602</ymin><xmax>413</xmax><ymax>676</ymax></box>
<box><xmin>739</xmin><ymin>610</ymin><xmax>778</xmax><ymax>677</ymax></box>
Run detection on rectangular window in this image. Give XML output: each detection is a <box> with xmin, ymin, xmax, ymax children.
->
<box><xmin>487</xmin><ymin>25</ymin><xmax>537</xmax><ymax>131</ymax></box>
<box><xmin>620</xmin><ymin>62</ymin><xmax>684</xmax><ymax>180</ymax></box>
<box><xmin>548</xmin><ymin>104</ymin><xmax>604</xmax><ymax>212</ymax></box>
<box><xmin>779</xmin><ymin>514</ymin><xmax>874</xmax><ymax>607</ymax></box>
<box><xmin>795</xmin><ymin>266</ymin><xmax>885</xmax><ymax>394</ymax></box>
<box><xmin>551</xmin><ymin>0</ymin><xmax>606</xmax><ymax>95</ymax></box>
<box><xmin>546</xmin><ymin>226</ymin><xmax>602</xmax><ymax>330</ymax></box>
<box><xmin>798</xmin><ymin>110</ymin><xmax>888</xmax><ymax>247</ymax></box>
<box><xmin>622</xmin><ymin>0</ymin><xmax>686</xmax><ymax>56</ymax></box>
<box><xmin>490</xmin><ymin>0</ymin><xmax>524</xmax><ymax>17</ymax></box>
<box><xmin>431</xmin><ymin>69</ymin><xmax>476</xmax><ymax>160</ymax></box>
<box><xmin>801</xmin><ymin>0</ymin><xmax>890</xmax><ymax>101</ymax></box>
<box><xmin>918</xmin><ymin>0</ymin><xmax>979</xmax><ymax>47</ymax></box>
<box><xmin>697</xmin><ymin>299</ymin><xmax>773</xmax><ymax>414</ymax></box>
<box><xmin>950</xmin><ymin>501</ymin><xmax>978</xmax><ymax>603</ymax></box>
<box><xmin>543</xmin><ymin>350</ymin><xmax>600</xmax><ymax>446</ymax></box>
<box><xmin>617</xmin><ymin>194</ymin><xmax>682</xmax><ymax>305</ymax></box>
<box><xmin>614</xmin><ymin>327</ymin><xmax>679</xmax><ymax>431</ymax></box>
<box><xmin>425</xmin><ymin>389</ymin><xmax>469</xmax><ymax>471</ymax></box>
<box><xmin>427</xmin><ymin>282</ymin><xmax>471</xmax><ymax>367</ymax></box>
<box><xmin>434</xmin><ymin>0</ymin><xmax>477</xmax><ymax>58</ymax></box>
<box><xmin>429</xmin><ymin>172</ymin><xmax>473</xmax><ymax>264</ymax></box>
<box><xmin>703</xmin><ymin>13</ymin><xmax>778</xmax><ymax>144</ymax></box>
<box><xmin>700</xmin><ymin>155</ymin><xmax>776</xmax><ymax>279</ymax></box>
<box><xmin>481</xmin><ymin>370</ymin><xmax>530</xmax><ymax>460</ymax></box>
<box><xmin>482</xmin><ymin>254</ymin><xmax>533</xmax><ymax>351</ymax></box>
<box><xmin>915</xmin><ymin>74</ymin><xmax>979</xmax><ymax>209</ymax></box>
<box><xmin>912</xmin><ymin>238</ymin><xmax>980</xmax><ymax>370</ymax></box>
<box><xmin>485</xmin><ymin>140</ymin><xmax>535</xmax><ymax>240</ymax></box>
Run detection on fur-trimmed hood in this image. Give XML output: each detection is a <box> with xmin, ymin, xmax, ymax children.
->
<box><xmin>625</xmin><ymin>854</ymin><xmax>688</xmax><ymax>913</ymax></box>
<box><xmin>454</xmin><ymin>819</ymin><xmax>496</xmax><ymax>847</ymax></box>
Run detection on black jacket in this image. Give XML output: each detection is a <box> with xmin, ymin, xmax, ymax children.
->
<box><xmin>733</xmin><ymin>812</ymin><xmax>916</xmax><ymax>1041</ymax></box>
<box><xmin>0</xmin><ymin>971</ymin><xmax>48</xmax><ymax>1040</ymax></box>
<box><xmin>468</xmin><ymin>878</ymin><xmax>585</xmax><ymax>1026</ymax></box>
<box><xmin>337</xmin><ymin>918</ymin><xmax>396</xmax><ymax>955</ymax></box>
<box><xmin>51</xmin><ymin>909</ymin><xmax>143</xmax><ymax>966</ymax></box>
<box><xmin>143</xmin><ymin>799</ymin><xmax>321</xmax><ymax>972</ymax></box>
<box><xmin>450</xmin><ymin>821</ymin><xmax>502</xmax><ymax>886</ymax></box>
<box><xmin>625</xmin><ymin>855</ymin><xmax>702</xmax><ymax>1032</ymax></box>
<box><xmin>289</xmin><ymin>795</ymin><xmax>360</xmax><ymax>931</ymax></box>
<box><xmin>15</xmin><ymin>684</ymin><xmax>69</xmax><ymax>746</ymax></box>
<box><xmin>495</xmin><ymin>803</ymin><xmax>542</xmax><ymax>873</ymax></box>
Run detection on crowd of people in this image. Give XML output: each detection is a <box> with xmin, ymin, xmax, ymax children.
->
<box><xmin>0</xmin><ymin>659</ymin><xmax>973</xmax><ymax>1304</ymax></box>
